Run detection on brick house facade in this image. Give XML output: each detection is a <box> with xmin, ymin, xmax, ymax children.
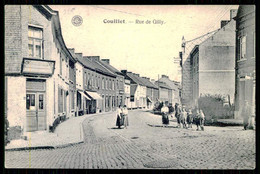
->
<box><xmin>234</xmin><ymin>5</ymin><xmax>255</xmax><ymax>122</ymax></box>
<box><xmin>5</xmin><ymin>5</ymin><xmax>76</xmax><ymax>134</ymax></box>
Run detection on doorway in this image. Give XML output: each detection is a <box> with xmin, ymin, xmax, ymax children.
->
<box><xmin>26</xmin><ymin>79</ymin><xmax>46</xmax><ymax>132</ymax></box>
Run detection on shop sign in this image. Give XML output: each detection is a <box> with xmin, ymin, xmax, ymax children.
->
<box><xmin>22</xmin><ymin>58</ymin><xmax>55</xmax><ymax>76</ymax></box>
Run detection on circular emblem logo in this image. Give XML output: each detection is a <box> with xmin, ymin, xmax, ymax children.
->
<box><xmin>72</xmin><ymin>15</ymin><xmax>83</xmax><ymax>26</ymax></box>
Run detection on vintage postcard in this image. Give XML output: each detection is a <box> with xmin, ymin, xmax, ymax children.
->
<box><xmin>4</xmin><ymin>5</ymin><xmax>255</xmax><ymax>169</ymax></box>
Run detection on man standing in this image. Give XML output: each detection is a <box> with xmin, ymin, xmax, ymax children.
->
<box><xmin>175</xmin><ymin>103</ymin><xmax>181</xmax><ymax>128</ymax></box>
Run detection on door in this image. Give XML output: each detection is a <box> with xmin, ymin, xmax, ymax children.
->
<box><xmin>26</xmin><ymin>92</ymin><xmax>46</xmax><ymax>131</ymax></box>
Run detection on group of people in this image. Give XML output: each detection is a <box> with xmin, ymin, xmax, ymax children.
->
<box><xmin>160</xmin><ymin>102</ymin><xmax>205</xmax><ymax>131</ymax></box>
<box><xmin>116</xmin><ymin>105</ymin><xmax>129</xmax><ymax>129</ymax></box>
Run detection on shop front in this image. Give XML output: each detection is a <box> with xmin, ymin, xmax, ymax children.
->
<box><xmin>22</xmin><ymin>58</ymin><xmax>55</xmax><ymax>133</ymax></box>
<box><xmin>85</xmin><ymin>90</ymin><xmax>102</xmax><ymax>114</ymax></box>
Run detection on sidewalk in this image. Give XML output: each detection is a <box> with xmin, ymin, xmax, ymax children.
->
<box><xmin>5</xmin><ymin>112</ymin><xmax>114</xmax><ymax>151</ymax></box>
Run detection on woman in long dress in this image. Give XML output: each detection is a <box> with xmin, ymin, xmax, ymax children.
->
<box><xmin>199</xmin><ymin>109</ymin><xmax>205</xmax><ymax>131</ymax></box>
<box><xmin>122</xmin><ymin>105</ymin><xmax>129</xmax><ymax>129</ymax></box>
<box><xmin>116</xmin><ymin>105</ymin><xmax>123</xmax><ymax>129</ymax></box>
<box><xmin>161</xmin><ymin>102</ymin><xmax>169</xmax><ymax>125</ymax></box>
<box><xmin>180</xmin><ymin>108</ymin><xmax>187</xmax><ymax>129</ymax></box>
<box><xmin>186</xmin><ymin>109</ymin><xmax>193</xmax><ymax>128</ymax></box>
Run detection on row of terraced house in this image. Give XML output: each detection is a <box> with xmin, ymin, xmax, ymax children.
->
<box><xmin>5</xmin><ymin>5</ymin><xmax>181</xmax><ymax>136</ymax></box>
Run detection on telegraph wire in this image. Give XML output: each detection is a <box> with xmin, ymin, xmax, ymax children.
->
<box><xmin>90</xmin><ymin>5</ymin><xmax>146</xmax><ymax>17</ymax></box>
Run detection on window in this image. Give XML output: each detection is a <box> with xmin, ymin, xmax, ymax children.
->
<box><xmin>28</xmin><ymin>26</ymin><xmax>43</xmax><ymax>59</ymax></box>
<box><xmin>58</xmin><ymin>87</ymin><xmax>64</xmax><ymax>113</ymax></box>
<box><xmin>60</xmin><ymin>53</ymin><xmax>63</xmax><ymax>75</ymax></box>
<box><xmin>39</xmin><ymin>94</ymin><xmax>44</xmax><ymax>110</ymax></box>
<box><xmin>26</xmin><ymin>94</ymin><xmax>35</xmax><ymax>110</ymax></box>
<box><xmin>112</xmin><ymin>80</ymin><xmax>115</xmax><ymax>90</ymax></box>
<box><xmin>108</xmin><ymin>96</ymin><xmax>111</xmax><ymax>108</ymax></box>
<box><xmin>239</xmin><ymin>36</ymin><xmax>246</xmax><ymax>60</ymax></box>
<box><xmin>102</xmin><ymin>78</ymin><xmax>104</xmax><ymax>89</ymax></box>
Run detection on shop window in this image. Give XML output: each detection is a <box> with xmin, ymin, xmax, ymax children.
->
<box><xmin>28</xmin><ymin>26</ymin><xmax>43</xmax><ymax>59</ymax></box>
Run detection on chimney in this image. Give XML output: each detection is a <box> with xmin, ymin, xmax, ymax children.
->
<box><xmin>101</xmin><ymin>59</ymin><xmax>110</xmax><ymax>64</ymax></box>
<box><xmin>147</xmin><ymin>77</ymin><xmax>150</xmax><ymax>81</ymax></box>
<box><xmin>181</xmin><ymin>36</ymin><xmax>186</xmax><ymax>53</ymax></box>
<box><xmin>179</xmin><ymin>51</ymin><xmax>183</xmax><ymax>67</ymax></box>
<box><xmin>121</xmin><ymin>70</ymin><xmax>127</xmax><ymax>74</ymax></box>
<box><xmin>221</xmin><ymin>20</ymin><xmax>229</xmax><ymax>28</ymax></box>
<box><xmin>230</xmin><ymin>9</ymin><xmax>237</xmax><ymax>19</ymax></box>
<box><xmin>85</xmin><ymin>56</ymin><xmax>100</xmax><ymax>61</ymax></box>
<box><xmin>162</xmin><ymin>75</ymin><xmax>169</xmax><ymax>79</ymax></box>
<box><xmin>75</xmin><ymin>53</ymin><xmax>83</xmax><ymax>59</ymax></box>
<box><xmin>136</xmin><ymin>74</ymin><xmax>140</xmax><ymax>77</ymax></box>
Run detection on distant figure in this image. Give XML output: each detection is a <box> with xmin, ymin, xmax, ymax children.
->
<box><xmin>122</xmin><ymin>105</ymin><xmax>129</xmax><ymax>129</ymax></box>
<box><xmin>199</xmin><ymin>109</ymin><xmax>205</xmax><ymax>131</ymax></box>
<box><xmin>186</xmin><ymin>109</ymin><xmax>193</xmax><ymax>128</ymax></box>
<box><xmin>175</xmin><ymin>103</ymin><xmax>181</xmax><ymax>128</ymax></box>
<box><xmin>194</xmin><ymin>109</ymin><xmax>205</xmax><ymax>131</ymax></box>
<box><xmin>194</xmin><ymin>109</ymin><xmax>200</xmax><ymax>131</ymax></box>
<box><xmin>161</xmin><ymin>102</ymin><xmax>169</xmax><ymax>125</ymax></box>
<box><xmin>168</xmin><ymin>103</ymin><xmax>175</xmax><ymax>118</ymax></box>
<box><xmin>180</xmin><ymin>107</ymin><xmax>187</xmax><ymax>128</ymax></box>
<box><xmin>242</xmin><ymin>101</ymin><xmax>251</xmax><ymax>130</ymax></box>
<box><xmin>116</xmin><ymin>105</ymin><xmax>123</xmax><ymax>129</ymax></box>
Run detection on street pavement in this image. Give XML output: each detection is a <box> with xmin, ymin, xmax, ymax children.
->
<box><xmin>5</xmin><ymin>110</ymin><xmax>255</xmax><ymax>169</ymax></box>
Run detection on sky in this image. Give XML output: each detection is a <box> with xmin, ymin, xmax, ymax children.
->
<box><xmin>50</xmin><ymin>5</ymin><xmax>238</xmax><ymax>82</ymax></box>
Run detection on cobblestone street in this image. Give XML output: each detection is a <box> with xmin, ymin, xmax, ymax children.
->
<box><xmin>5</xmin><ymin>110</ymin><xmax>255</xmax><ymax>169</ymax></box>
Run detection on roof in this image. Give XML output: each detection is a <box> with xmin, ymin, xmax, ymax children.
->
<box><xmin>75</xmin><ymin>55</ymin><xmax>116</xmax><ymax>78</ymax></box>
<box><xmin>155</xmin><ymin>81</ymin><xmax>171</xmax><ymax>90</ymax></box>
<box><xmin>46</xmin><ymin>6</ymin><xmax>76</xmax><ymax>63</ymax></box>
<box><xmin>99</xmin><ymin>61</ymin><xmax>124</xmax><ymax>76</ymax></box>
<box><xmin>139</xmin><ymin>77</ymin><xmax>159</xmax><ymax>89</ymax></box>
<box><xmin>235</xmin><ymin>5</ymin><xmax>255</xmax><ymax>20</ymax></box>
<box><xmin>159</xmin><ymin>77</ymin><xmax>180</xmax><ymax>90</ymax></box>
<box><xmin>126</xmin><ymin>73</ymin><xmax>146</xmax><ymax>86</ymax></box>
<box><xmin>183</xmin><ymin>30</ymin><xmax>218</xmax><ymax>60</ymax></box>
<box><xmin>91</xmin><ymin>60</ymin><xmax>117</xmax><ymax>77</ymax></box>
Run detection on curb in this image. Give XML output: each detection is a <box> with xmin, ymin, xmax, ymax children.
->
<box><xmin>5</xmin><ymin>146</ymin><xmax>55</xmax><ymax>151</ymax></box>
<box><xmin>54</xmin><ymin>141</ymin><xmax>84</xmax><ymax>149</ymax></box>
<box><xmin>5</xmin><ymin>111</ymin><xmax>116</xmax><ymax>152</ymax></box>
<box><xmin>147</xmin><ymin>123</ymin><xmax>178</xmax><ymax>128</ymax></box>
<box><xmin>5</xmin><ymin>141</ymin><xmax>85</xmax><ymax>152</ymax></box>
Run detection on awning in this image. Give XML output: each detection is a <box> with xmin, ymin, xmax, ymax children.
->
<box><xmin>78</xmin><ymin>91</ymin><xmax>91</xmax><ymax>100</ymax></box>
<box><xmin>147</xmin><ymin>97</ymin><xmax>152</xmax><ymax>102</ymax></box>
<box><xmin>85</xmin><ymin>91</ymin><xmax>102</xmax><ymax>100</ymax></box>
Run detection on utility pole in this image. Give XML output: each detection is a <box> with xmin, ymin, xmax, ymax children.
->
<box><xmin>158</xmin><ymin>74</ymin><xmax>160</xmax><ymax>102</ymax></box>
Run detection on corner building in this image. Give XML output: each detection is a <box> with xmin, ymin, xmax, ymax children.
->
<box><xmin>5</xmin><ymin>5</ymin><xmax>77</xmax><ymax>135</ymax></box>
